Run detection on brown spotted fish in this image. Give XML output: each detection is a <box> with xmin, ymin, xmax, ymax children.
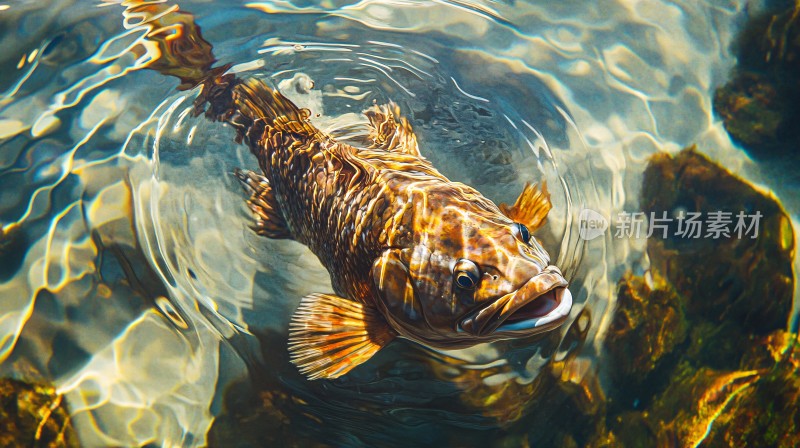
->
<box><xmin>128</xmin><ymin>1</ymin><xmax>573</xmax><ymax>380</ymax></box>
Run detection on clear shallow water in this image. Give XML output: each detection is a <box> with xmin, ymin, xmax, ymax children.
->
<box><xmin>0</xmin><ymin>0</ymin><xmax>797</xmax><ymax>446</ymax></box>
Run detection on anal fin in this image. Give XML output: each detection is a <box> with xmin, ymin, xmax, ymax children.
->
<box><xmin>234</xmin><ymin>169</ymin><xmax>292</xmax><ymax>239</ymax></box>
<box><xmin>364</xmin><ymin>103</ymin><xmax>421</xmax><ymax>157</ymax></box>
<box><xmin>288</xmin><ymin>293</ymin><xmax>395</xmax><ymax>380</ymax></box>
<box><xmin>500</xmin><ymin>182</ymin><xmax>552</xmax><ymax>232</ymax></box>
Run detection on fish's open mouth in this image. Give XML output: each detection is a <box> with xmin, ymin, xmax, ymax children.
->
<box><xmin>459</xmin><ymin>266</ymin><xmax>572</xmax><ymax>336</ymax></box>
<box><xmin>495</xmin><ymin>287</ymin><xmax>572</xmax><ymax>331</ymax></box>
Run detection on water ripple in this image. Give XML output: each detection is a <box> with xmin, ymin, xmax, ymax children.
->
<box><xmin>0</xmin><ymin>0</ymin><xmax>796</xmax><ymax>446</ymax></box>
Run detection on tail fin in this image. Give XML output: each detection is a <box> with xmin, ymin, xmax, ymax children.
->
<box><xmin>121</xmin><ymin>1</ymin><xmax>223</xmax><ymax>89</ymax></box>
<box><xmin>119</xmin><ymin>1</ymin><xmax>240</xmax><ymax>122</ymax></box>
<box><xmin>121</xmin><ymin>1</ymin><xmax>321</xmax><ymax>143</ymax></box>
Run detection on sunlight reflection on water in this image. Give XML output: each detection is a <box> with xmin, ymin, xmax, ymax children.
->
<box><xmin>0</xmin><ymin>0</ymin><xmax>797</xmax><ymax>446</ymax></box>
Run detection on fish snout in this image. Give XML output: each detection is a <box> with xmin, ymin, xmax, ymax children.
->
<box><xmin>459</xmin><ymin>266</ymin><xmax>572</xmax><ymax>337</ymax></box>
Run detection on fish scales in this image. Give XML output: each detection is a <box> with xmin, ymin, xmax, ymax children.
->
<box><xmin>226</xmin><ymin>80</ymin><xmax>429</xmax><ymax>305</ymax></box>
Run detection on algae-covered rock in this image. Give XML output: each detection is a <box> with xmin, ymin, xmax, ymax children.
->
<box><xmin>714</xmin><ymin>72</ymin><xmax>793</xmax><ymax>154</ymax></box>
<box><xmin>641</xmin><ymin>146</ymin><xmax>795</xmax><ymax>334</ymax></box>
<box><xmin>0</xmin><ymin>378</ymin><xmax>77</xmax><ymax>447</ymax></box>
<box><xmin>713</xmin><ymin>1</ymin><xmax>800</xmax><ymax>158</ymax></box>
<box><xmin>578</xmin><ymin>145</ymin><xmax>798</xmax><ymax>447</ymax></box>
<box><xmin>700</xmin><ymin>331</ymin><xmax>800</xmax><ymax>447</ymax></box>
<box><xmin>683</xmin><ymin>320</ymin><xmax>751</xmax><ymax>370</ymax></box>
<box><xmin>656</xmin><ymin>364</ymin><xmax>762</xmax><ymax>446</ymax></box>
<box><xmin>606</xmin><ymin>271</ymin><xmax>687</xmax><ymax>379</ymax></box>
<box><xmin>600</xmin><ymin>332</ymin><xmax>800</xmax><ymax>447</ymax></box>
<box><xmin>599</xmin><ymin>363</ymin><xmax>763</xmax><ymax>446</ymax></box>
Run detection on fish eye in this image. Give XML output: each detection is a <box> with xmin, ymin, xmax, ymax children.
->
<box><xmin>512</xmin><ymin>222</ymin><xmax>530</xmax><ymax>243</ymax></box>
<box><xmin>453</xmin><ymin>259</ymin><xmax>480</xmax><ymax>290</ymax></box>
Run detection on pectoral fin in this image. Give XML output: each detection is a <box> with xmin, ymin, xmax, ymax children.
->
<box><xmin>288</xmin><ymin>293</ymin><xmax>395</xmax><ymax>380</ymax></box>
<box><xmin>364</xmin><ymin>103</ymin><xmax>421</xmax><ymax>157</ymax></box>
<box><xmin>234</xmin><ymin>169</ymin><xmax>292</xmax><ymax>239</ymax></box>
<box><xmin>500</xmin><ymin>182</ymin><xmax>552</xmax><ymax>232</ymax></box>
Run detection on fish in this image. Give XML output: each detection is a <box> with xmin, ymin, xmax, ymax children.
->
<box><xmin>126</xmin><ymin>1</ymin><xmax>573</xmax><ymax>380</ymax></box>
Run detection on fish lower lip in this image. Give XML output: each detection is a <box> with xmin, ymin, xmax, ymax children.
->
<box><xmin>497</xmin><ymin>287</ymin><xmax>572</xmax><ymax>331</ymax></box>
<box><xmin>458</xmin><ymin>268</ymin><xmax>570</xmax><ymax>336</ymax></box>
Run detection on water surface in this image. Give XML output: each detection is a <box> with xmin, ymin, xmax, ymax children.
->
<box><xmin>0</xmin><ymin>0</ymin><xmax>797</xmax><ymax>446</ymax></box>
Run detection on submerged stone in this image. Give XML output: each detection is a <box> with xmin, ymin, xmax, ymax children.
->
<box><xmin>714</xmin><ymin>72</ymin><xmax>793</xmax><ymax>155</ymax></box>
<box><xmin>709</xmin><ymin>331</ymin><xmax>800</xmax><ymax>447</ymax></box>
<box><xmin>606</xmin><ymin>271</ymin><xmax>687</xmax><ymax>380</ymax></box>
<box><xmin>713</xmin><ymin>1</ymin><xmax>800</xmax><ymax>159</ymax></box>
<box><xmin>641</xmin><ymin>146</ymin><xmax>795</xmax><ymax>335</ymax></box>
<box><xmin>0</xmin><ymin>377</ymin><xmax>77</xmax><ymax>447</ymax></box>
<box><xmin>570</xmin><ymin>145</ymin><xmax>798</xmax><ymax>446</ymax></box>
<box><xmin>683</xmin><ymin>319</ymin><xmax>752</xmax><ymax>370</ymax></box>
<box><xmin>598</xmin><ymin>331</ymin><xmax>799</xmax><ymax>447</ymax></box>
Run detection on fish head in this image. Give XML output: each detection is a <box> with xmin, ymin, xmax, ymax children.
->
<box><xmin>371</xmin><ymin>188</ymin><xmax>572</xmax><ymax>348</ymax></box>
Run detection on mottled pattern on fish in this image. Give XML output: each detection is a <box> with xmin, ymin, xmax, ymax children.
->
<box><xmin>127</xmin><ymin>0</ymin><xmax>573</xmax><ymax>380</ymax></box>
<box><xmin>233</xmin><ymin>82</ymin><xmax>495</xmax><ymax>302</ymax></box>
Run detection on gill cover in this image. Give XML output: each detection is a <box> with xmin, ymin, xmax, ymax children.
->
<box><xmin>371</xmin><ymin>249</ymin><xmax>425</xmax><ymax>336</ymax></box>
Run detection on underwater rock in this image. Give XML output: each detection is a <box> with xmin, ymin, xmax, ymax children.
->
<box><xmin>708</xmin><ymin>331</ymin><xmax>800</xmax><ymax>447</ymax></box>
<box><xmin>713</xmin><ymin>1</ymin><xmax>800</xmax><ymax>158</ymax></box>
<box><xmin>713</xmin><ymin>72</ymin><xmax>793</xmax><ymax>155</ymax></box>
<box><xmin>683</xmin><ymin>319</ymin><xmax>755</xmax><ymax>371</ymax></box>
<box><xmin>573</xmin><ymin>145</ymin><xmax>798</xmax><ymax>446</ymax></box>
<box><xmin>598</xmin><ymin>331</ymin><xmax>799</xmax><ymax>447</ymax></box>
<box><xmin>600</xmin><ymin>362</ymin><xmax>760</xmax><ymax>447</ymax></box>
<box><xmin>641</xmin><ymin>146</ymin><xmax>795</xmax><ymax>334</ymax></box>
<box><xmin>654</xmin><ymin>364</ymin><xmax>762</xmax><ymax>446</ymax></box>
<box><xmin>606</xmin><ymin>271</ymin><xmax>687</xmax><ymax>380</ymax></box>
<box><xmin>0</xmin><ymin>377</ymin><xmax>77</xmax><ymax>447</ymax></box>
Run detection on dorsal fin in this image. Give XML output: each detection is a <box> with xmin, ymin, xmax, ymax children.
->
<box><xmin>500</xmin><ymin>182</ymin><xmax>552</xmax><ymax>232</ymax></box>
<box><xmin>364</xmin><ymin>103</ymin><xmax>421</xmax><ymax>157</ymax></box>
